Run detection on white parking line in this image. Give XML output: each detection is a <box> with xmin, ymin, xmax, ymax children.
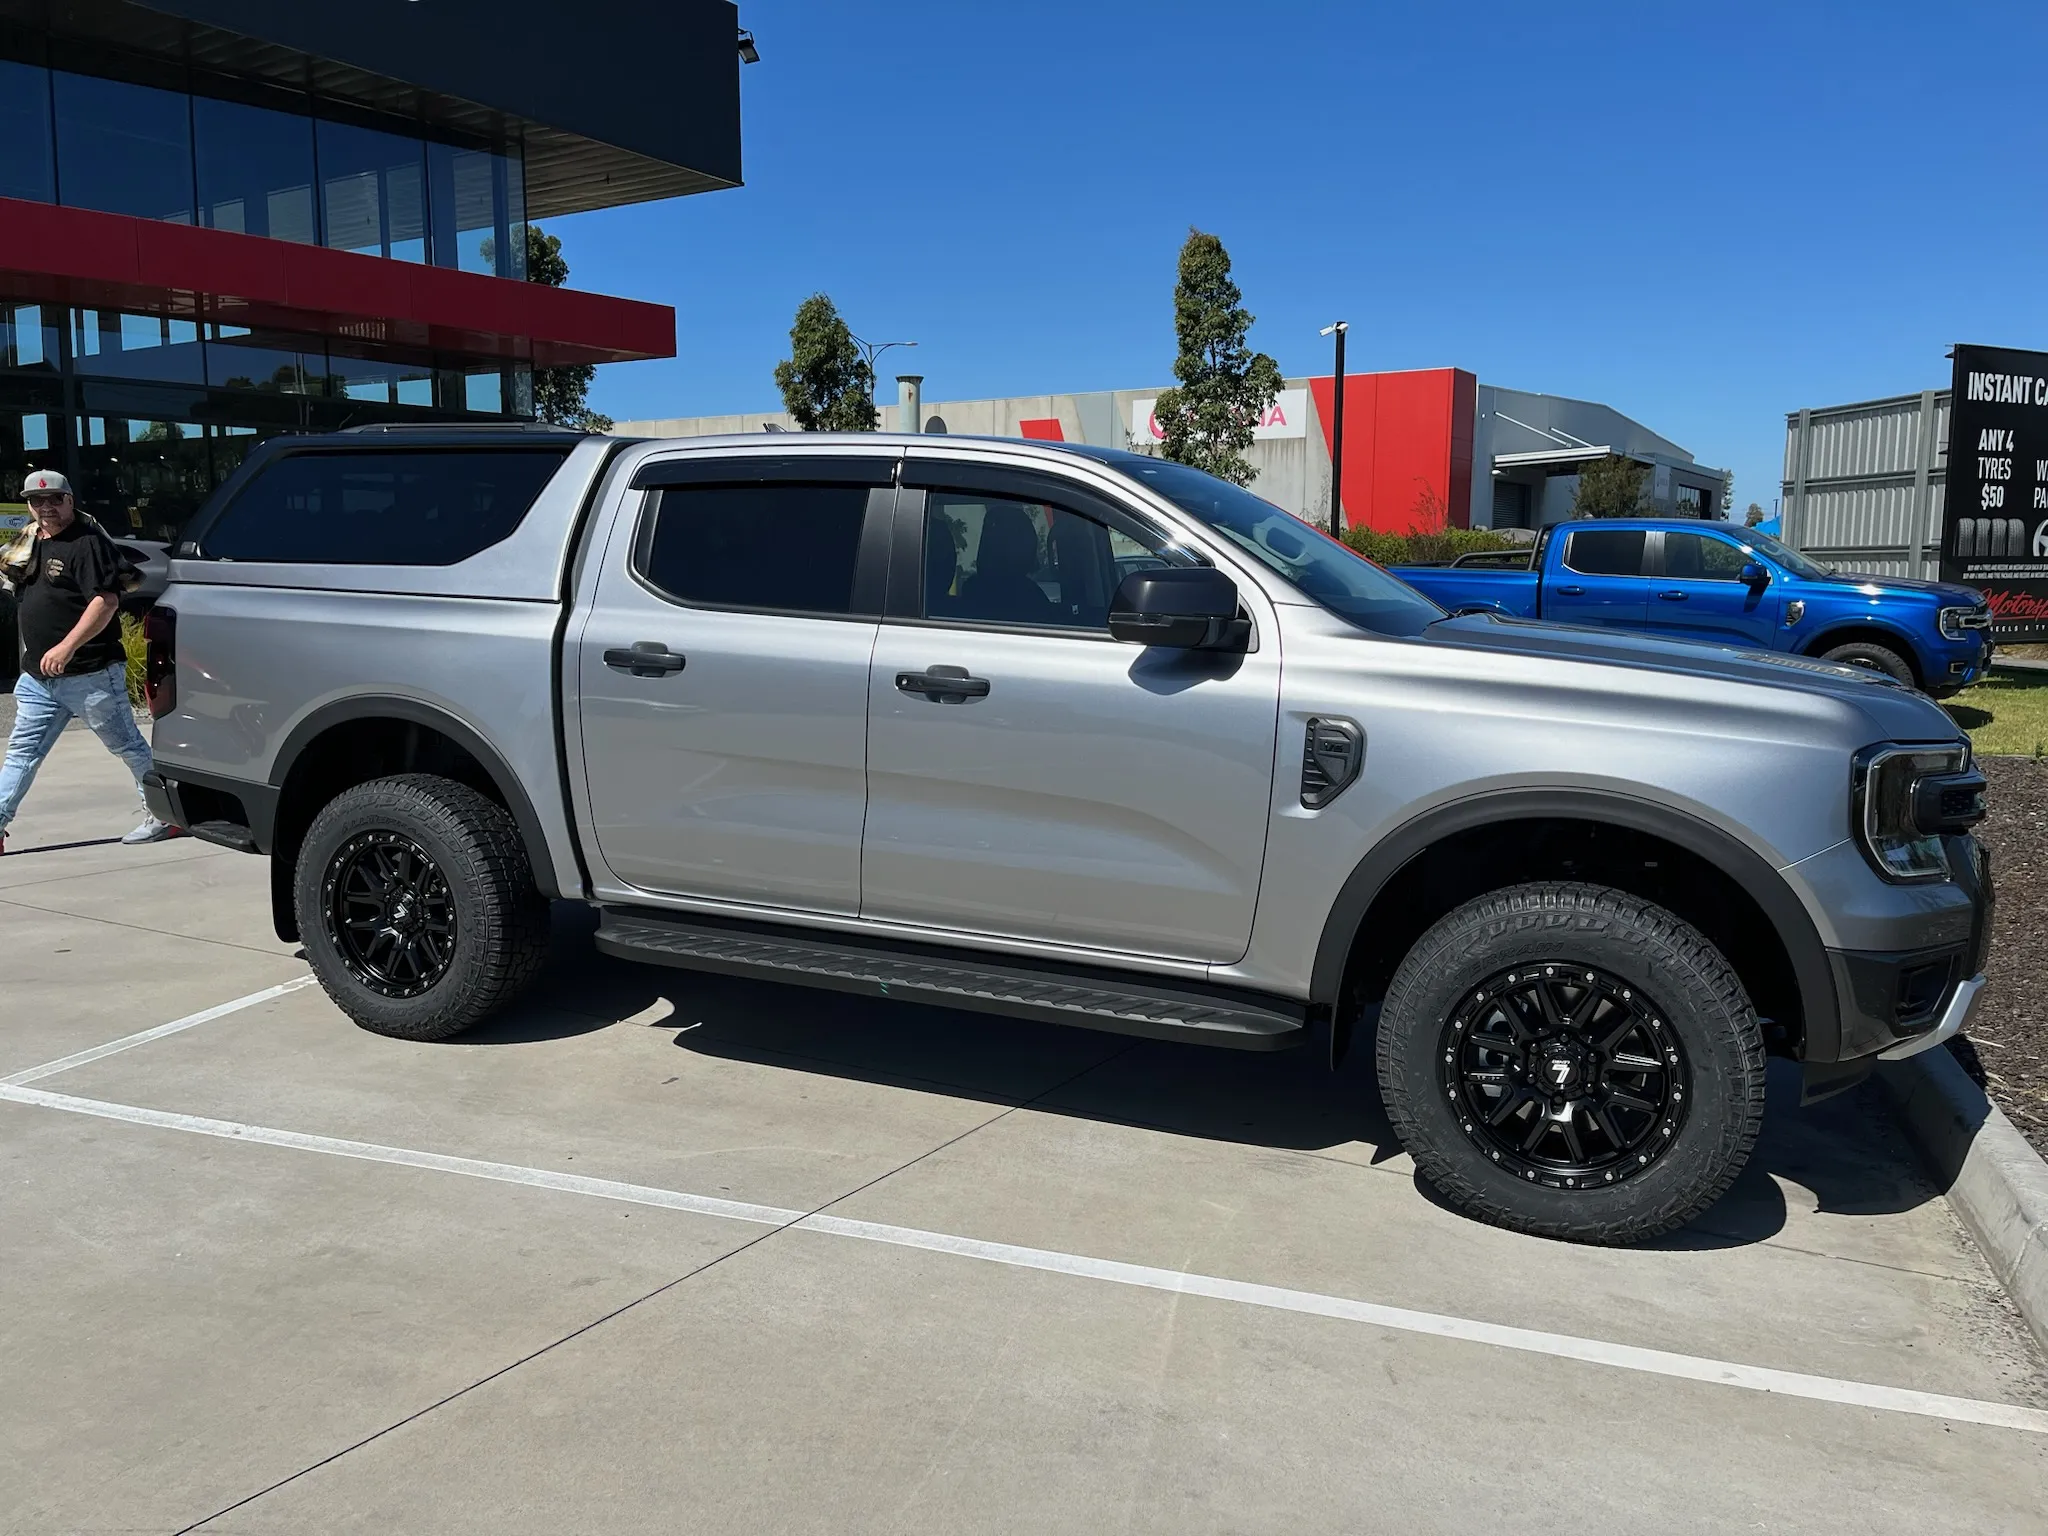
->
<box><xmin>1</xmin><ymin>976</ymin><xmax>317</xmax><ymax>1087</ymax></box>
<box><xmin>5</xmin><ymin>1077</ymin><xmax>2046</xmax><ymax>1438</ymax></box>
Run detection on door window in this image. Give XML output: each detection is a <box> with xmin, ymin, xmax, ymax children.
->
<box><xmin>1663</xmin><ymin>531</ymin><xmax>1750</xmax><ymax>582</ymax></box>
<box><xmin>924</xmin><ymin>493</ymin><xmax>1167</xmax><ymax>629</ymax></box>
<box><xmin>641</xmin><ymin>483</ymin><xmax>870</xmax><ymax>616</ymax></box>
<box><xmin>1562</xmin><ymin>528</ymin><xmax>1648</xmax><ymax>576</ymax></box>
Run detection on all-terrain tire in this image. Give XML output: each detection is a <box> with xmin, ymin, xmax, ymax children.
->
<box><xmin>1375</xmin><ymin>882</ymin><xmax>1766</xmax><ymax>1244</ymax></box>
<box><xmin>1820</xmin><ymin>639</ymin><xmax>1916</xmax><ymax>689</ymax></box>
<box><xmin>296</xmin><ymin>774</ymin><xmax>550</xmax><ymax>1041</ymax></box>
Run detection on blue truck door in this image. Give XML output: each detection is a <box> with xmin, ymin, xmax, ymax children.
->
<box><xmin>1547</xmin><ymin>526</ymin><xmax>1650</xmax><ymax>628</ymax></box>
<box><xmin>1651</xmin><ymin>529</ymin><xmax>1781</xmax><ymax>647</ymax></box>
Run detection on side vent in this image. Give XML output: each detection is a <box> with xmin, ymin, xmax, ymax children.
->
<box><xmin>1300</xmin><ymin>717</ymin><xmax>1364</xmax><ymax>809</ymax></box>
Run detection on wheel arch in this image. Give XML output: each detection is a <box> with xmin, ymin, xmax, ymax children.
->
<box><xmin>1801</xmin><ymin>621</ymin><xmax>1927</xmax><ymax>685</ymax></box>
<box><xmin>1312</xmin><ymin>789</ymin><xmax>1839</xmax><ymax>1066</ymax></box>
<box><xmin>265</xmin><ymin>696</ymin><xmax>559</xmax><ymax>942</ymax></box>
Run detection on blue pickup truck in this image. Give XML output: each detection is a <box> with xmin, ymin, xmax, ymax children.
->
<box><xmin>1394</xmin><ymin>519</ymin><xmax>1993</xmax><ymax>697</ymax></box>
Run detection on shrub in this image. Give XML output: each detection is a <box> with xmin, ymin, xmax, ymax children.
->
<box><xmin>1341</xmin><ymin>525</ymin><xmax>1523</xmax><ymax>567</ymax></box>
<box><xmin>120</xmin><ymin>613</ymin><xmax>146</xmax><ymax>708</ymax></box>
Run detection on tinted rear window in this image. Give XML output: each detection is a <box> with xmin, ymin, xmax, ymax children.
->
<box><xmin>199</xmin><ymin>449</ymin><xmax>569</xmax><ymax>564</ymax></box>
<box><xmin>1563</xmin><ymin>528</ymin><xmax>1648</xmax><ymax>577</ymax></box>
<box><xmin>640</xmin><ymin>483</ymin><xmax>870</xmax><ymax>615</ymax></box>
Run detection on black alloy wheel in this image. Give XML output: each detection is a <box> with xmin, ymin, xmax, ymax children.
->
<box><xmin>324</xmin><ymin>830</ymin><xmax>458</xmax><ymax>999</ymax></box>
<box><xmin>1444</xmin><ymin>963</ymin><xmax>1686</xmax><ymax>1190</ymax></box>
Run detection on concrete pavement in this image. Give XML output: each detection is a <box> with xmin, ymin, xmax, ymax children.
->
<box><xmin>2</xmin><ymin>730</ymin><xmax>2045</xmax><ymax>1533</ymax></box>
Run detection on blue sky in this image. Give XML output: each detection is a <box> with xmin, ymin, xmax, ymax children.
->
<box><xmin>552</xmin><ymin>0</ymin><xmax>2048</xmax><ymax>520</ymax></box>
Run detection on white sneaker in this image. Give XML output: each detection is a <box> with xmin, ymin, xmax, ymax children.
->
<box><xmin>122</xmin><ymin>816</ymin><xmax>182</xmax><ymax>846</ymax></box>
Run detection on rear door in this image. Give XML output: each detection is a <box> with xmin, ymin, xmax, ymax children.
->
<box><xmin>1649</xmin><ymin>528</ymin><xmax>1782</xmax><ymax>647</ymax></box>
<box><xmin>574</xmin><ymin>457</ymin><xmax>893</xmax><ymax>915</ymax></box>
<box><xmin>862</xmin><ymin>460</ymin><xmax>1280</xmax><ymax>964</ymax></box>
<box><xmin>1544</xmin><ymin>526</ymin><xmax>1650</xmax><ymax>629</ymax></box>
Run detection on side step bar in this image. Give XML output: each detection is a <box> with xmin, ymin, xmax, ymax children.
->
<box><xmin>595</xmin><ymin>909</ymin><xmax>1308</xmax><ymax>1052</ymax></box>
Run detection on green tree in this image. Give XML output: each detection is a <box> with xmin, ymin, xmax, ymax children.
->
<box><xmin>773</xmin><ymin>294</ymin><xmax>877</xmax><ymax>431</ymax></box>
<box><xmin>1571</xmin><ymin>455</ymin><xmax>1653</xmax><ymax>518</ymax></box>
<box><xmin>523</xmin><ymin>225</ymin><xmax>613</xmax><ymax>431</ymax></box>
<box><xmin>1744</xmin><ymin>501</ymin><xmax>1766</xmax><ymax>527</ymax></box>
<box><xmin>1152</xmin><ymin>229</ymin><xmax>1282</xmax><ymax>486</ymax></box>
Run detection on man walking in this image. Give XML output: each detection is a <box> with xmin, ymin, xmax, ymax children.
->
<box><xmin>0</xmin><ymin>470</ymin><xmax>177</xmax><ymax>854</ymax></box>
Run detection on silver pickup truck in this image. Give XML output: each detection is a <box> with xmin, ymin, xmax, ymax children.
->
<box><xmin>141</xmin><ymin>424</ymin><xmax>1992</xmax><ymax>1244</ymax></box>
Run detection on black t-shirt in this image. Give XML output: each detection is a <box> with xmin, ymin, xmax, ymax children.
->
<box><xmin>17</xmin><ymin>518</ymin><xmax>124</xmax><ymax>677</ymax></box>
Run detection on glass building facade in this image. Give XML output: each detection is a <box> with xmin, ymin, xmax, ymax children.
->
<box><xmin>0</xmin><ymin>38</ymin><xmax>534</xmax><ymax>543</ymax></box>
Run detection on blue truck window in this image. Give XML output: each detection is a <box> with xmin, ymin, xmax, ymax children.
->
<box><xmin>1665</xmin><ymin>532</ymin><xmax>1750</xmax><ymax>581</ymax></box>
<box><xmin>1563</xmin><ymin>529</ymin><xmax>1647</xmax><ymax>577</ymax></box>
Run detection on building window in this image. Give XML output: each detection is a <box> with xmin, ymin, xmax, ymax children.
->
<box><xmin>195</xmin><ymin>96</ymin><xmax>318</xmax><ymax>244</ymax></box>
<box><xmin>69</xmin><ymin>308</ymin><xmax>207</xmax><ymax>385</ymax></box>
<box><xmin>206</xmin><ymin>325</ymin><xmax>321</xmax><ymax>394</ymax></box>
<box><xmin>51</xmin><ymin>70</ymin><xmax>195</xmax><ymax>223</ymax></box>
<box><xmin>0</xmin><ymin>58</ymin><xmax>55</xmax><ymax>204</ymax></box>
<box><xmin>318</xmin><ymin>119</ymin><xmax>428</xmax><ymax>263</ymax></box>
<box><xmin>2</xmin><ymin>306</ymin><xmax>58</xmax><ymax>371</ymax></box>
<box><xmin>428</xmin><ymin>143</ymin><xmax>525</xmax><ymax>277</ymax></box>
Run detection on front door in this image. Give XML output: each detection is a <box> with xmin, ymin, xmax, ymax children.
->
<box><xmin>1546</xmin><ymin>525</ymin><xmax>1651</xmax><ymax>628</ymax></box>
<box><xmin>1648</xmin><ymin>529</ymin><xmax>1782</xmax><ymax>647</ymax></box>
<box><xmin>575</xmin><ymin>464</ymin><xmax>891</xmax><ymax>915</ymax></box>
<box><xmin>862</xmin><ymin>468</ymin><xmax>1280</xmax><ymax>964</ymax></box>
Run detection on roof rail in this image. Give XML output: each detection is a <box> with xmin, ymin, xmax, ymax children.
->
<box><xmin>337</xmin><ymin>421</ymin><xmax>590</xmax><ymax>435</ymax></box>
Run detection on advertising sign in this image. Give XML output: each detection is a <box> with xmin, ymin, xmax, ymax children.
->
<box><xmin>1943</xmin><ymin>342</ymin><xmax>2048</xmax><ymax>640</ymax></box>
<box><xmin>1129</xmin><ymin>389</ymin><xmax>1308</xmax><ymax>446</ymax></box>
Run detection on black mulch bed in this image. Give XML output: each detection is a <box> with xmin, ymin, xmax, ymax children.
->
<box><xmin>1952</xmin><ymin>758</ymin><xmax>2048</xmax><ymax>1158</ymax></box>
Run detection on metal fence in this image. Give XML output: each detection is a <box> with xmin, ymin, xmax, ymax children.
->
<box><xmin>1781</xmin><ymin>390</ymin><xmax>1947</xmax><ymax>578</ymax></box>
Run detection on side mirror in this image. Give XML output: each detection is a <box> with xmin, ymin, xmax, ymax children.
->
<box><xmin>1108</xmin><ymin>567</ymin><xmax>1246</xmax><ymax>650</ymax></box>
<box><xmin>1740</xmin><ymin>561</ymin><xmax>1771</xmax><ymax>589</ymax></box>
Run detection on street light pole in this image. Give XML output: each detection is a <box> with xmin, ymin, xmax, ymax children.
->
<box><xmin>1320</xmin><ymin>321</ymin><xmax>1348</xmax><ymax>537</ymax></box>
<box><xmin>850</xmin><ymin>334</ymin><xmax>917</xmax><ymax>422</ymax></box>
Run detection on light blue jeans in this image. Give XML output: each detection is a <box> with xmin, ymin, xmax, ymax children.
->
<box><xmin>0</xmin><ymin>662</ymin><xmax>152</xmax><ymax>835</ymax></box>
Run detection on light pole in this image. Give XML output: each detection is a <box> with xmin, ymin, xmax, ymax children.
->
<box><xmin>1320</xmin><ymin>322</ymin><xmax>1348</xmax><ymax>537</ymax></box>
<box><xmin>851</xmin><ymin>334</ymin><xmax>916</xmax><ymax>421</ymax></box>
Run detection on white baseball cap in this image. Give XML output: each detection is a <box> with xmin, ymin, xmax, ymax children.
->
<box><xmin>21</xmin><ymin>470</ymin><xmax>72</xmax><ymax>497</ymax></box>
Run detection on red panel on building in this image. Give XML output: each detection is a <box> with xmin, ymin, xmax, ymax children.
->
<box><xmin>1309</xmin><ymin>367</ymin><xmax>1477</xmax><ymax>534</ymax></box>
<box><xmin>0</xmin><ymin>196</ymin><xmax>674</xmax><ymax>367</ymax></box>
<box><xmin>1017</xmin><ymin>417</ymin><xmax>1065</xmax><ymax>441</ymax></box>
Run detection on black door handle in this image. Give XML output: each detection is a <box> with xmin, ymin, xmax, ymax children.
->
<box><xmin>604</xmin><ymin>643</ymin><xmax>686</xmax><ymax>677</ymax></box>
<box><xmin>895</xmin><ymin>665</ymin><xmax>990</xmax><ymax>701</ymax></box>
<box><xmin>1554</xmin><ymin>584</ymin><xmax>1585</xmax><ymax>596</ymax></box>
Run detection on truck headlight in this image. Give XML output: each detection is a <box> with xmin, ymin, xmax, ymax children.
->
<box><xmin>1852</xmin><ymin>744</ymin><xmax>1980</xmax><ymax>882</ymax></box>
<box><xmin>1938</xmin><ymin>605</ymin><xmax>1989</xmax><ymax>640</ymax></box>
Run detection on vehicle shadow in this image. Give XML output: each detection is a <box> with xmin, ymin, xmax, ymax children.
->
<box><xmin>488</xmin><ymin>912</ymin><xmax>1946</xmax><ymax>1249</ymax></box>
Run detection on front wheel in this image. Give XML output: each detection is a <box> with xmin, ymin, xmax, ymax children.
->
<box><xmin>296</xmin><ymin>774</ymin><xmax>550</xmax><ymax>1041</ymax></box>
<box><xmin>1375</xmin><ymin>882</ymin><xmax>1766</xmax><ymax>1244</ymax></box>
<box><xmin>1819</xmin><ymin>639</ymin><xmax>1915</xmax><ymax>688</ymax></box>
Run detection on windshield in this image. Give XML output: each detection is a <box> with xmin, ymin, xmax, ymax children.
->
<box><xmin>1738</xmin><ymin>529</ymin><xmax>1833</xmax><ymax>580</ymax></box>
<box><xmin>1110</xmin><ymin>457</ymin><xmax>1445</xmax><ymax>637</ymax></box>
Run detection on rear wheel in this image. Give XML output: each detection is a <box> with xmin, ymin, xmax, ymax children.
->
<box><xmin>296</xmin><ymin>774</ymin><xmax>549</xmax><ymax>1041</ymax></box>
<box><xmin>1820</xmin><ymin>639</ymin><xmax>1915</xmax><ymax>688</ymax></box>
<box><xmin>1375</xmin><ymin>882</ymin><xmax>1766</xmax><ymax>1244</ymax></box>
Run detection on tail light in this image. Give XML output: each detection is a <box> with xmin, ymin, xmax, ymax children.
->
<box><xmin>142</xmin><ymin>605</ymin><xmax>177</xmax><ymax>718</ymax></box>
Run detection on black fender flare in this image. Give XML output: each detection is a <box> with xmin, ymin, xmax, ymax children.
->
<box><xmin>268</xmin><ymin>695</ymin><xmax>562</xmax><ymax>898</ymax></box>
<box><xmin>1310</xmin><ymin>788</ymin><xmax>1839</xmax><ymax>1063</ymax></box>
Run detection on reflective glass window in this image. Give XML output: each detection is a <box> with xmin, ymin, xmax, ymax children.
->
<box><xmin>0</xmin><ymin>59</ymin><xmax>55</xmax><ymax>204</ymax></box>
<box><xmin>427</xmin><ymin>142</ymin><xmax>524</xmax><ymax>276</ymax></box>
<box><xmin>69</xmin><ymin>309</ymin><xmax>207</xmax><ymax>384</ymax></box>
<box><xmin>76</xmin><ymin>415</ymin><xmax>213</xmax><ymax>541</ymax></box>
<box><xmin>318</xmin><ymin>120</ymin><xmax>427</xmax><ymax>262</ymax></box>
<box><xmin>206</xmin><ymin>324</ymin><xmax>322</xmax><ymax>394</ymax></box>
<box><xmin>195</xmin><ymin>96</ymin><xmax>318</xmax><ymax>243</ymax></box>
<box><xmin>925</xmin><ymin>494</ymin><xmax>1150</xmax><ymax>630</ymax></box>
<box><xmin>329</xmin><ymin>352</ymin><xmax>435</xmax><ymax>406</ymax></box>
<box><xmin>2</xmin><ymin>306</ymin><xmax>59</xmax><ymax>371</ymax></box>
<box><xmin>52</xmin><ymin>71</ymin><xmax>194</xmax><ymax>223</ymax></box>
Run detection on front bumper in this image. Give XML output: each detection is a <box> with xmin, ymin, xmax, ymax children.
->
<box><xmin>1803</xmin><ymin>836</ymin><xmax>1993</xmax><ymax>1099</ymax></box>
